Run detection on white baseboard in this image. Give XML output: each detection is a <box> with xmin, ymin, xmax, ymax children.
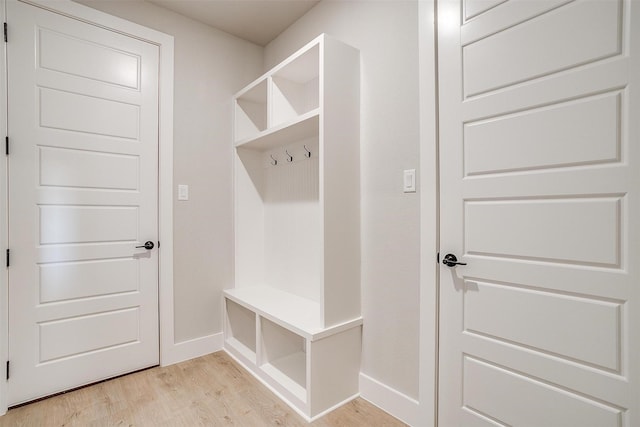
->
<box><xmin>162</xmin><ymin>332</ymin><xmax>224</xmax><ymax>366</ymax></box>
<box><xmin>359</xmin><ymin>373</ymin><xmax>420</xmax><ymax>426</ymax></box>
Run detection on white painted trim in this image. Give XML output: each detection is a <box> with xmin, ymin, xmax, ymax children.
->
<box><xmin>418</xmin><ymin>1</ymin><xmax>439</xmax><ymax>426</ymax></box>
<box><xmin>168</xmin><ymin>333</ymin><xmax>224</xmax><ymax>365</ymax></box>
<box><xmin>359</xmin><ymin>372</ymin><xmax>420</xmax><ymax>426</ymax></box>
<box><xmin>155</xmin><ymin>17</ymin><xmax>176</xmax><ymax>370</ymax></box>
<box><xmin>0</xmin><ymin>0</ymin><xmax>175</xmax><ymax>414</ymax></box>
<box><xmin>0</xmin><ymin>0</ymin><xmax>7</xmax><ymax>417</ymax></box>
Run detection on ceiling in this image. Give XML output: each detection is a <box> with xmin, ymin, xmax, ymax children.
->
<box><xmin>146</xmin><ymin>0</ymin><xmax>321</xmax><ymax>46</ymax></box>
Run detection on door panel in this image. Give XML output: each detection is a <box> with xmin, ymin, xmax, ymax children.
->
<box><xmin>462</xmin><ymin>357</ymin><xmax>623</xmax><ymax>427</ymax></box>
<box><xmin>438</xmin><ymin>0</ymin><xmax>640</xmax><ymax>425</ymax></box>
<box><xmin>464</xmin><ymin>197</ymin><xmax>621</xmax><ymax>266</ymax></box>
<box><xmin>39</xmin><ymin>146</ymin><xmax>140</xmax><ymax>190</ymax></box>
<box><xmin>38</xmin><ymin>27</ymin><xmax>141</xmax><ymax>89</ymax></box>
<box><xmin>464</xmin><ymin>92</ymin><xmax>621</xmax><ymax>176</ymax></box>
<box><xmin>462</xmin><ymin>0</ymin><xmax>622</xmax><ymax>97</ymax></box>
<box><xmin>39</xmin><ymin>205</ymin><xmax>139</xmax><ymax>244</ymax></box>
<box><xmin>464</xmin><ymin>280</ymin><xmax>621</xmax><ymax>371</ymax></box>
<box><xmin>39</xmin><ymin>308</ymin><xmax>140</xmax><ymax>362</ymax></box>
<box><xmin>7</xmin><ymin>1</ymin><xmax>159</xmax><ymax>405</ymax></box>
<box><xmin>39</xmin><ymin>258</ymin><xmax>139</xmax><ymax>303</ymax></box>
<box><xmin>39</xmin><ymin>88</ymin><xmax>140</xmax><ymax>138</ymax></box>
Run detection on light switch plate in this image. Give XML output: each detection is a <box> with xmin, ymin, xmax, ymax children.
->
<box><xmin>178</xmin><ymin>184</ymin><xmax>189</xmax><ymax>201</ymax></box>
<box><xmin>403</xmin><ymin>169</ymin><xmax>416</xmax><ymax>193</ymax></box>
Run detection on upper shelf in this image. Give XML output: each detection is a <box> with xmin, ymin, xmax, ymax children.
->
<box><xmin>234</xmin><ymin>109</ymin><xmax>319</xmax><ymax>151</ymax></box>
<box><xmin>234</xmin><ymin>35</ymin><xmax>324</xmax><ymax>146</ymax></box>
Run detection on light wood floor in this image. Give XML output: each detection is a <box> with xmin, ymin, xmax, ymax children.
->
<box><xmin>0</xmin><ymin>351</ymin><xmax>407</xmax><ymax>426</ymax></box>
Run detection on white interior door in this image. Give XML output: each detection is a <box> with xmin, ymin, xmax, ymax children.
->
<box><xmin>7</xmin><ymin>0</ymin><xmax>160</xmax><ymax>405</ymax></box>
<box><xmin>438</xmin><ymin>0</ymin><xmax>640</xmax><ymax>425</ymax></box>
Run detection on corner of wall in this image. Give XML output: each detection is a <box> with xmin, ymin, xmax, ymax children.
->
<box><xmin>359</xmin><ymin>372</ymin><xmax>420</xmax><ymax>426</ymax></box>
<box><xmin>163</xmin><ymin>333</ymin><xmax>224</xmax><ymax>366</ymax></box>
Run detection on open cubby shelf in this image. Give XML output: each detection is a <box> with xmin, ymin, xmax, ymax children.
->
<box><xmin>235</xmin><ymin>109</ymin><xmax>319</xmax><ymax>151</ymax></box>
<box><xmin>260</xmin><ymin>317</ymin><xmax>307</xmax><ymax>402</ymax></box>
<box><xmin>261</xmin><ymin>352</ymin><xmax>307</xmax><ymax>403</ymax></box>
<box><xmin>224</xmin><ymin>299</ymin><xmax>257</xmax><ymax>363</ymax></box>
<box><xmin>226</xmin><ymin>34</ymin><xmax>361</xmax><ymax>421</ymax></box>
<box><xmin>225</xmin><ymin>287</ymin><xmax>362</xmax><ymax>341</ymax></box>
<box><xmin>234</xmin><ymin>79</ymin><xmax>268</xmax><ymax>142</ymax></box>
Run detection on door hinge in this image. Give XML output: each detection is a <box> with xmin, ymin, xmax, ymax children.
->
<box><xmin>437</xmin><ymin>252</ymin><xmax>440</xmax><ymax>264</ymax></box>
<box><xmin>158</xmin><ymin>241</ymin><xmax>160</xmax><ymax>248</ymax></box>
<box><xmin>5</xmin><ymin>361</ymin><xmax>9</xmax><ymax>380</ymax></box>
<box><xmin>5</xmin><ymin>136</ymin><xmax>8</xmax><ymax>155</ymax></box>
<box><xmin>5</xmin><ymin>249</ymin><xmax>9</xmax><ymax>268</ymax></box>
<box><xmin>3</xmin><ymin>23</ymin><xmax>7</xmax><ymax>43</ymax></box>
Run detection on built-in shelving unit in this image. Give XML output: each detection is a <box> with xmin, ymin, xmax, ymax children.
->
<box><xmin>224</xmin><ymin>34</ymin><xmax>361</xmax><ymax>421</ymax></box>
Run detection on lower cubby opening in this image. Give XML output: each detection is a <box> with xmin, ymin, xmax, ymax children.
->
<box><xmin>225</xmin><ymin>299</ymin><xmax>256</xmax><ymax>363</ymax></box>
<box><xmin>260</xmin><ymin>317</ymin><xmax>307</xmax><ymax>402</ymax></box>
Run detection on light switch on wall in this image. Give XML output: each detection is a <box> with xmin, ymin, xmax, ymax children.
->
<box><xmin>403</xmin><ymin>169</ymin><xmax>416</xmax><ymax>193</ymax></box>
<box><xmin>178</xmin><ymin>184</ymin><xmax>189</xmax><ymax>201</ymax></box>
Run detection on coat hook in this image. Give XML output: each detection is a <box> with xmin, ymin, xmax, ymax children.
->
<box><xmin>303</xmin><ymin>145</ymin><xmax>311</xmax><ymax>158</ymax></box>
<box><xmin>270</xmin><ymin>154</ymin><xmax>278</xmax><ymax>166</ymax></box>
<box><xmin>285</xmin><ymin>149</ymin><xmax>293</xmax><ymax>162</ymax></box>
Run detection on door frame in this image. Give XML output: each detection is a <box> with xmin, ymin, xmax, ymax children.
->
<box><xmin>0</xmin><ymin>0</ymin><xmax>175</xmax><ymax>414</ymax></box>
<box><xmin>418</xmin><ymin>1</ymin><xmax>439</xmax><ymax>426</ymax></box>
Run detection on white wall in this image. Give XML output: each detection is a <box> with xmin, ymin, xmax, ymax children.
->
<box><xmin>71</xmin><ymin>0</ymin><xmax>423</xmax><ymax>420</ymax></box>
<box><xmin>264</xmin><ymin>0</ymin><xmax>421</xmax><ymax>402</ymax></box>
<box><xmin>73</xmin><ymin>0</ymin><xmax>263</xmax><ymax>343</ymax></box>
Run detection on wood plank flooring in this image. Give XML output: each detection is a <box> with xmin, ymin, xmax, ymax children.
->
<box><xmin>0</xmin><ymin>351</ymin><xmax>407</xmax><ymax>426</ymax></box>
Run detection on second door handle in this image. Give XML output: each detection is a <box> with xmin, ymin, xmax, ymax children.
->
<box><xmin>442</xmin><ymin>253</ymin><xmax>466</xmax><ymax>267</ymax></box>
<box><xmin>136</xmin><ymin>241</ymin><xmax>155</xmax><ymax>250</ymax></box>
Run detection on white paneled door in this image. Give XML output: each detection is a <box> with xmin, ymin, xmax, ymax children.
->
<box><xmin>7</xmin><ymin>1</ymin><xmax>159</xmax><ymax>405</ymax></box>
<box><xmin>438</xmin><ymin>0</ymin><xmax>639</xmax><ymax>425</ymax></box>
